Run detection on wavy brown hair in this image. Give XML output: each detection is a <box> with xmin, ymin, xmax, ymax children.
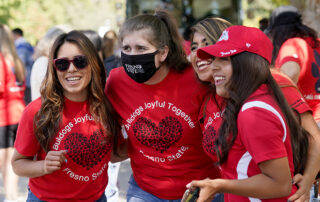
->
<box><xmin>34</xmin><ymin>31</ymin><xmax>120</xmax><ymax>153</ymax></box>
<box><xmin>119</xmin><ymin>10</ymin><xmax>190</xmax><ymax>72</ymax></box>
<box><xmin>215</xmin><ymin>52</ymin><xmax>309</xmax><ymax>174</ymax></box>
<box><xmin>0</xmin><ymin>24</ymin><xmax>25</xmax><ymax>83</ymax></box>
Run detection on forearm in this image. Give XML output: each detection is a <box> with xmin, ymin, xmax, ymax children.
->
<box><xmin>218</xmin><ymin>173</ymin><xmax>292</xmax><ymax>199</ymax></box>
<box><xmin>12</xmin><ymin>158</ymin><xmax>46</xmax><ymax>178</ymax></box>
<box><xmin>301</xmin><ymin>112</ymin><xmax>320</xmax><ymax>181</ymax></box>
<box><xmin>111</xmin><ymin>139</ymin><xmax>128</xmax><ymax>163</ymax></box>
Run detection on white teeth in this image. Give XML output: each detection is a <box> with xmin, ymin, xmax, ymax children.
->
<box><xmin>214</xmin><ymin>76</ymin><xmax>225</xmax><ymax>81</ymax></box>
<box><xmin>197</xmin><ymin>61</ymin><xmax>211</xmax><ymax>66</ymax></box>
<box><xmin>67</xmin><ymin>77</ymin><xmax>81</xmax><ymax>81</ymax></box>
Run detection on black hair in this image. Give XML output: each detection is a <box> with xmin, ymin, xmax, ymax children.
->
<box><xmin>12</xmin><ymin>28</ymin><xmax>23</xmax><ymax>36</ymax></box>
<box><xmin>215</xmin><ymin>52</ymin><xmax>309</xmax><ymax>174</ymax></box>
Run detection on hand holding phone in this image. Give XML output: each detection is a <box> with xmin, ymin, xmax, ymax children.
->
<box><xmin>182</xmin><ymin>187</ymin><xmax>200</xmax><ymax>202</ymax></box>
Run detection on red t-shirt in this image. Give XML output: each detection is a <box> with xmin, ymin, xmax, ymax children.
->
<box><xmin>272</xmin><ymin>70</ymin><xmax>311</xmax><ymax>114</ymax></box>
<box><xmin>221</xmin><ymin>85</ymin><xmax>296</xmax><ymax>201</ymax></box>
<box><xmin>0</xmin><ymin>53</ymin><xmax>25</xmax><ymax>126</ymax></box>
<box><xmin>105</xmin><ymin>66</ymin><xmax>219</xmax><ymax>199</ymax></box>
<box><xmin>14</xmin><ymin>98</ymin><xmax>112</xmax><ymax>201</ymax></box>
<box><xmin>198</xmin><ymin>94</ymin><xmax>224</xmax><ymax>162</ymax></box>
<box><xmin>275</xmin><ymin>37</ymin><xmax>320</xmax><ymax>121</ymax></box>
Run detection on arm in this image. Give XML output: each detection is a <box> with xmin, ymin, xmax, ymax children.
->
<box><xmin>289</xmin><ymin>112</ymin><xmax>320</xmax><ymax>202</ymax></box>
<box><xmin>280</xmin><ymin>61</ymin><xmax>300</xmax><ymax>84</ymax></box>
<box><xmin>190</xmin><ymin>157</ymin><xmax>292</xmax><ymax>202</ymax></box>
<box><xmin>11</xmin><ymin>149</ymin><xmax>67</xmax><ymax>178</ymax></box>
<box><xmin>110</xmin><ymin>139</ymin><xmax>129</xmax><ymax>163</ymax></box>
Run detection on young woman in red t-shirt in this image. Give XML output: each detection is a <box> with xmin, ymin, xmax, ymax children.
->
<box><xmin>105</xmin><ymin>10</ymin><xmax>220</xmax><ymax>201</ymax></box>
<box><xmin>190</xmin><ymin>18</ymin><xmax>320</xmax><ymax>202</ymax></box>
<box><xmin>187</xmin><ymin>25</ymin><xmax>311</xmax><ymax>201</ymax></box>
<box><xmin>11</xmin><ymin>31</ymin><xmax>120</xmax><ymax>201</ymax></box>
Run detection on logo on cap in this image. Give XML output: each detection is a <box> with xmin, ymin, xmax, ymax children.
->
<box><xmin>218</xmin><ymin>30</ymin><xmax>229</xmax><ymax>42</ymax></box>
<box><xmin>246</xmin><ymin>43</ymin><xmax>251</xmax><ymax>48</ymax></box>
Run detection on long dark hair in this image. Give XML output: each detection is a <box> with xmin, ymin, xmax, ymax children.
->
<box><xmin>215</xmin><ymin>52</ymin><xmax>309</xmax><ymax>174</ymax></box>
<box><xmin>267</xmin><ymin>10</ymin><xmax>319</xmax><ymax>65</ymax></box>
<box><xmin>34</xmin><ymin>31</ymin><xmax>120</xmax><ymax>153</ymax></box>
<box><xmin>119</xmin><ymin>10</ymin><xmax>190</xmax><ymax>72</ymax></box>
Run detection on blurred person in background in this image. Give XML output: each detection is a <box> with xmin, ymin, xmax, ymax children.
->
<box><xmin>12</xmin><ymin>27</ymin><xmax>34</xmax><ymax>105</ymax></box>
<box><xmin>80</xmin><ymin>29</ymin><xmax>103</xmax><ymax>60</ymax></box>
<box><xmin>30</xmin><ymin>27</ymin><xmax>65</xmax><ymax>101</ymax></box>
<box><xmin>102</xmin><ymin>30</ymin><xmax>121</xmax><ymax>77</ymax></box>
<box><xmin>266</xmin><ymin>5</ymin><xmax>320</xmax><ymax>125</ymax></box>
<box><xmin>266</xmin><ymin>5</ymin><xmax>320</xmax><ymax>200</ymax></box>
<box><xmin>0</xmin><ymin>24</ymin><xmax>25</xmax><ymax>202</ymax></box>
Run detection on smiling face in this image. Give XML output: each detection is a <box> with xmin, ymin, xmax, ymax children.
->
<box><xmin>211</xmin><ymin>57</ymin><xmax>233</xmax><ymax>98</ymax></box>
<box><xmin>190</xmin><ymin>31</ymin><xmax>214</xmax><ymax>82</ymax></box>
<box><xmin>56</xmin><ymin>42</ymin><xmax>92</xmax><ymax>102</ymax></box>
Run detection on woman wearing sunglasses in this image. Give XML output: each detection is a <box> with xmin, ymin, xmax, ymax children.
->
<box><xmin>11</xmin><ymin>31</ymin><xmax>120</xmax><ymax>201</ymax></box>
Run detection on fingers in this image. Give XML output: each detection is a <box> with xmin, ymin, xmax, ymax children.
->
<box><xmin>292</xmin><ymin>174</ymin><xmax>303</xmax><ymax>184</ymax></box>
<box><xmin>43</xmin><ymin>150</ymin><xmax>68</xmax><ymax>174</ymax></box>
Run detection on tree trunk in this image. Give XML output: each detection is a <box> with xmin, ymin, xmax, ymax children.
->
<box><xmin>291</xmin><ymin>0</ymin><xmax>320</xmax><ymax>34</ymax></box>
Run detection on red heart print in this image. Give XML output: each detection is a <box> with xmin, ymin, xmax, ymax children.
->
<box><xmin>133</xmin><ymin>116</ymin><xmax>183</xmax><ymax>153</ymax></box>
<box><xmin>203</xmin><ymin>126</ymin><xmax>217</xmax><ymax>155</ymax></box>
<box><xmin>64</xmin><ymin>129</ymin><xmax>112</xmax><ymax>170</ymax></box>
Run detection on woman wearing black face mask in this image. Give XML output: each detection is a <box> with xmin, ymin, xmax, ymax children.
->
<box><xmin>105</xmin><ymin>10</ymin><xmax>222</xmax><ymax>202</ymax></box>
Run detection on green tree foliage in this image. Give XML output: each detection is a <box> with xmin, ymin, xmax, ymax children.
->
<box><xmin>242</xmin><ymin>0</ymin><xmax>290</xmax><ymax>27</ymax></box>
<box><xmin>0</xmin><ymin>0</ymin><xmax>125</xmax><ymax>45</ymax></box>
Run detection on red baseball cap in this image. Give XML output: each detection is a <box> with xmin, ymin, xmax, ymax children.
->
<box><xmin>197</xmin><ymin>25</ymin><xmax>273</xmax><ymax>64</ymax></box>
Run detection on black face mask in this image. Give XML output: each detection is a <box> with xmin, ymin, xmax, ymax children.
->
<box><xmin>121</xmin><ymin>50</ymin><xmax>160</xmax><ymax>83</ymax></box>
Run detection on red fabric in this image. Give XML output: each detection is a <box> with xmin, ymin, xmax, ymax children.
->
<box><xmin>272</xmin><ymin>70</ymin><xmax>311</xmax><ymax>114</ymax></box>
<box><xmin>275</xmin><ymin>37</ymin><xmax>320</xmax><ymax>122</ymax></box>
<box><xmin>0</xmin><ymin>53</ymin><xmax>25</xmax><ymax>126</ymax></box>
<box><xmin>14</xmin><ymin>98</ymin><xmax>112</xmax><ymax>201</ymax></box>
<box><xmin>221</xmin><ymin>85</ymin><xmax>296</xmax><ymax>201</ymax></box>
<box><xmin>199</xmin><ymin>94</ymin><xmax>224</xmax><ymax>162</ymax></box>
<box><xmin>105</xmin><ymin>66</ymin><xmax>219</xmax><ymax>199</ymax></box>
<box><xmin>183</xmin><ymin>40</ymin><xmax>191</xmax><ymax>55</ymax></box>
<box><xmin>197</xmin><ymin>25</ymin><xmax>273</xmax><ymax>63</ymax></box>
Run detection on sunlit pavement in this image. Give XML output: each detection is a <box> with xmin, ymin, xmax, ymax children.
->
<box><xmin>0</xmin><ymin>159</ymin><xmax>132</xmax><ymax>202</ymax></box>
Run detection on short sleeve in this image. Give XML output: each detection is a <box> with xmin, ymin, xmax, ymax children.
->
<box><xmin>14</xmin><ymin>101</ymin><xmax>41</xmax><ymax>156</ymax></box>
<box><xmin>276</xmin><ymin>38</ymin><xmax>309</xmax><ymax>69</ymax></box>
<box><xmin>238</xmin><ymin>103</ymin><xmax>288</xmax><ymax>164</ymax></box>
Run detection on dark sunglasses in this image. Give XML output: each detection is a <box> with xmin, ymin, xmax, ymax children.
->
<box><xmin>53</xmin><ymin>55</ymin><xmax>88</xmax><ymax>72</ymax></box>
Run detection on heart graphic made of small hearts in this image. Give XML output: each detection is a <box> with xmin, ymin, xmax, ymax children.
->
<box><xmin>133</xmin><ymin>116</ymin><xmax>183</xmax><ymax>153</ymax></box>
<box><xmin>64</xmin><ymin>129</ymin><xmax>112</xmax><ymax>170</ymax></box>
<box><xmin>203</xmin><ymin>126</ymin><xmax>217</xmax><ymax>155</ymax></box>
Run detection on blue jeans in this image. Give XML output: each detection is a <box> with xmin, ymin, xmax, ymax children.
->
<box><xmin>127</xmin><ymin>175</ymin><xmax>224</xmax><ymax>202</ymax></box>
<box><xmin>27</xmin><ymin>187</ymin><xmax>107</xmax><ymax>202</ymax></box>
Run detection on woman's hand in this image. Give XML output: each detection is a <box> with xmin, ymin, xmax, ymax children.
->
<box><xmin>43</xmin><ymin>150</ymin><xmax>67</xmax><ymax>174</ymax></box>
<box><xmin>188</xmin><ymin>178</ymin><xmax>222</xmax><ymax>202</ymax></box>
<box><xmin>288</xmin><ymin>173</ymin><xmax>313</xmax><ymax>202</ymax></box>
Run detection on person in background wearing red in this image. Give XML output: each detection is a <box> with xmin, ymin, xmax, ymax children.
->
<box><xmin>266</xmin><ymin>5</ymin><xmax>320</xmax><ymax>125</ymax></box>
<box><xmin>11</xmin><ymin>31</ymin><xmax>120</xmax><ymax>201</ymax></box>
<box><xmin>0</xmin><ymin>24</ymin><xmax>25</xmax><ymax>202</ymax></box>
